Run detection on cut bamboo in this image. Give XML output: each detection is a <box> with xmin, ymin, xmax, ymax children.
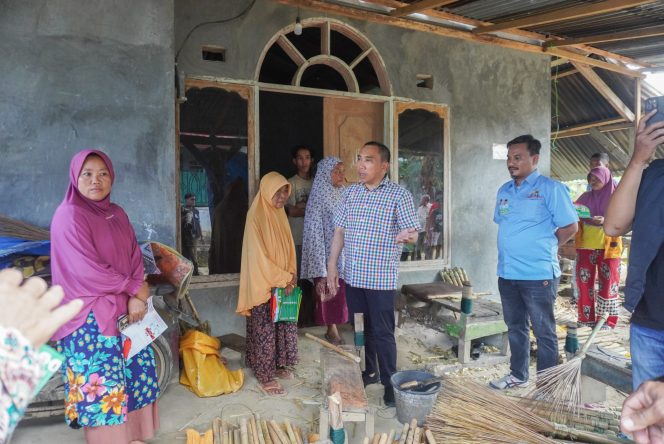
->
<box><xmin>378</xmin><ymin>433</ymin><xmax>388</xmax><ymax>444</ymax></box>
<box><xmin>241</xmin><ymin>419</ymin><xmax>250</xmax><ymax>444</ymax></box>
<box><xmin>234</xmin><ymin>429</ymin><xmax>241</xmax><ymax>444</ymax></box>
<box><xmin>398</xmin><ymin>422</ymin><xmax>410</xmax><ymax>444</ymax></box>
<box><xmin>424</xmin><ymin>430</ymin><xmax>437</xmax><ymax>444</ymax></box>
<box><xmin>214</xmin><ymin>417</ymin><xmax>222</xmax><ymax>444</ymax></box>
<box><xmin>371</xmin><ymin>433</ymin><xmax>381</xmax><ymax>444</ymax></box>
<box><xmin>386</xmin><ymin>429</ymin><xmax>395</xmax><ymax>444</ymax></box>
<box><xmin>222</xmin><ymin>421</ymin><xmax>229</xmax><ymax>444</ymax></box>
<box><xmin>284</xmin><ymin>420</ymin><xmax>298</xmax><ymax>444</ymax></box>
<box><xmin>270</xmin><ymin>420</ymin><xmax>291</xmax><ymax>444</ymax></box>
<box><xmin>362</xmin><ymin>438</ymin><xmax>369</xmax><ymax>444</ymax></box>
<box><xmin>261</xmin><ymin>421</ymin><xmax>273</xmax><ymax>444</ymax></box>
<box><xmin>412</xmin><ymin>427</ymin><xmax>421</xmax><ymax>444</ymax></box>
<box><xmin>267</xmin><ymin>422</ymin><xmax>283</xmax><ymax>444</ymax></box>
<box><xmin>405</xmin><ymin>419</ymin><xmax>417</xmax><ymax>444</ymax></box>
<box><xmin>293</xmin><ymin>427</ymin><xmax>303</xmax><ymax>444</ymax></box>
<box><xmin>305</xmin><ymin>333</ymin><xmax>361</xmax><ymax>363</ymax></box>
<box><xmin>253</xmin><ymin>416</ymin><xmax>265</xmax><ymax>444</ymax></box>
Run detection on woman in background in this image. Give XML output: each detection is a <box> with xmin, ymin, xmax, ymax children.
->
<box><xmin>237</xmin><ymin>172</ymin><xmax>298</xmax><ymax>396</ymax></box>
<box><xmin>51</xmin><ymin>149</ymin><xmax>159</xmax><ymax>444</ymax></box>
<box><xmin>301</xmin><ymin>157</ymin><xmax>348</xmax><ymax>345</ymax></box>
<box><xmin>575</xmin><ymin>165</ymin><xmax>622</xmax><ymax>328</ymax></box>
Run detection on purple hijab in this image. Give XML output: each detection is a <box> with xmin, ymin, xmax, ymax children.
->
<box><xmin>51</xmin><ymin>149</ymin><xmax>144</xmax><ymax>340</ymax></box>
<box><xmin>576</xmin><ymin>166</ymin><xmax>616</xmax><ymax>217</ymax></box>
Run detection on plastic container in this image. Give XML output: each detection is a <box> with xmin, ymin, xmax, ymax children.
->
<box><xmin>390</xmin><ymin>370</ymin><xmax>441</xmax><ymax>426</ymax></box>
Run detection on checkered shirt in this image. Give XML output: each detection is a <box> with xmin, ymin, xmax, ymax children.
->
<box><xmin>334</xmin><ymin>177</ymin><xmax>419</xmax><ymax>290</ymax></box>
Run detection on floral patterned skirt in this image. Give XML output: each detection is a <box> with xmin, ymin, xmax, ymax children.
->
<box><xmin>56</xmin><ymin>312</ymin><xmax>159</xmax><ymax>429</ymax></box>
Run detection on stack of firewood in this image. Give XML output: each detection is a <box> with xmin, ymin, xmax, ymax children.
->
<box><xmin>365</xmin><ymin>419</ymin><xmax>436</xmax><ymax>444</ymax></box>
<box><xmin>212</xmin><ymin>415</ymin><xmax>306</xmax><ymax>444</ymax></box>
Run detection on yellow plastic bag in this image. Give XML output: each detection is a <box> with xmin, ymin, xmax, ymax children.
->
<box><xmin>179</xmin><ymin>329</ymin><xmax>244</xmax><ymax>397</ymax></box>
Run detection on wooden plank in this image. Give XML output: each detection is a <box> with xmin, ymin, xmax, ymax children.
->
<box><xmin>546</xmin><ymin>24</ymin><xmax>664</xmax><ymax>47</ymax></box>
<box><xmin>588</xmin><ymin>127</ymin><xmax>631</xmax><ymax>165</ymax></box>
<box><xmin>554</xmin><ymin>120</ymin><xmax>632</xmax><ymax>139</ymax></box>
<box><xmin>572</xmin><ymin>61</ymin><xmax>636</xmax><ymax>121</ymax></box>
<box><xmin>274</xmin><ymin>0</ymin><xmax>643</xmax><ymax>78</ymax></box>
<box><xmin>472</xmin><ymin>0</ymin><xmax>655</xmax><ymax>35</ymax></box>
<box><xmin>552</xmin><ymin>68</ymin><xmax>578</xmax><ymax>79</ymax></box>
<box><xmin>389</xmin><ymin>0</ymin><xmax>458</xmax><ymax>17</ymax></box>
<box><xmin>277</xmin><ymin>34</ymin><xmax>306</xmax><ymax>67</ymax></box>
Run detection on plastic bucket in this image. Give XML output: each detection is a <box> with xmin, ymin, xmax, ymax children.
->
<box><xmin>390</xmin><ymin>370</ymin><xmax>441</xmax><ymax>426</ymax></box>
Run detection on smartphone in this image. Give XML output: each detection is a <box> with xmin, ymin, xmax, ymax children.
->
<box><xmin>645</xmin><ymin>96</ymin><xmax>664</xmax><ymax>125</ymax></box>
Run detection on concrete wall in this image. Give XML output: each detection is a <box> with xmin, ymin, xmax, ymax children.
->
<box><xmin>175</xmin><ymin>0</ymin><xmax>550</xmax><ymax>323</ymax></box>
<box><xmin>0</xmin><ymin>0</ymin><xmax>176</xmax><ymax>244</ymax></box>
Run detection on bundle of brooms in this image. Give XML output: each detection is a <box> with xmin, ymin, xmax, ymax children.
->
<box><xmin>0</xmin><ymin>214</ymin><xmax>50</xmax><ymax>241</ymax></box>
<box><xmin>427</xmin><ymin>376</ymin><xmax>628</xmax><ymax>444</ymax></box>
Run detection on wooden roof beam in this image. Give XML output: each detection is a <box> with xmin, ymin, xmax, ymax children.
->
<box><xmin>546</xmin><ymin>24</ymin><xmax>664</xmax><ymax>48</ymax></box>
<box><xmin>368</xmin><ymin>0</ymin><xmax>653</xmax><ymax>68</ymax></box>
<box><xmin>473</xmin><ymin>0</ymin><xmax>655</xmax><ymax>35</ymax></box>
<box><xmin>274</xmin><ymin>0</ymin><xmax>642</xmax><ymax>77</ymax></box>
<box><xmin>571</xmin><ymin>61</ymin><xmax>636</xmax><ymax>121</ymax></box>
<box><xmin>389</xmin><ymin>0</ymin><xmax>458</xmax><ymax>17</ymax></box>
<box><xmin>553</xmin><ymin>118</ymin><xmax>628</xmax><ymax>139</ymax></box>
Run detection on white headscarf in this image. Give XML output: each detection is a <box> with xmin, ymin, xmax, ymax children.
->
<box><xmin>300</xmin><ymin>157</ymin><xmax>344</xmax><ymax>279</ymax></box>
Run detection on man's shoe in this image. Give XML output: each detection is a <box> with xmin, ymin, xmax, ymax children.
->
<box><xmin>489</xmin><ymin>374</ymin><xmax>529</xmax><ymax>390</ymax></box>
<box><xmin>362</xmin><ymin>372</ymin><xmax>380</xmax><ymax>387</ymax></box>
<box><xmin>383</xmin><ymin>388</ymin><xmax>395</xmax><ymax>408</ymax></box>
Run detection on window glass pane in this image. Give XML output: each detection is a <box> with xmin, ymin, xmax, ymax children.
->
<box><xmin>397</xmin><ymin>108</ymin><xmax>444</xmax><ymax>262</ymax></box>
<box><xmin>179</xmin><ymin>87</ymin><xmax>249</xmax><ymax>275</ymax></box>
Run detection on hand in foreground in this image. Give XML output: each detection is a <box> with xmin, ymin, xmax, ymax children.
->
<box><xmin>631</xmin><ymin>110</ymin><xmax>664</xmax><ymax>167</ymax></box>
<box><xmin>127</xmin><ymin>297</ymin><xmax>147</xmax><ymax>324</ymax></box>
<box><xmin>396</xmin><ymin>227</ymin><xmax>418</xmax><ymax>244</ymax></box>
<box><xmin>0</xmin><ymin>268</ymin><xmax>83</xmax><ymax>347</ymax></box>
<box><xmin>592</xmin><ymin>216</ymin><xmax>604</xmax><ymax>226</ymax></box>
<box><xmin>621</xmin><ymin>380</ymin><xmax>664</xmax><ymax>443</ymax></box>
<box><xmin>326</xmin><ymin>264</ymin><xmax>340</xmax><ymax>296</ymax></box>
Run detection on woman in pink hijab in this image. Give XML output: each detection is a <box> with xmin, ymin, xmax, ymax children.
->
<box><xmin>575</xmin><ymin>166</ymin><xmax>623</xmax><ymax>328</ymax></box>
<box><xmin>50</xmin><ymin>150</ymin><xmax>159</xmax><ymax>444</ymax></box>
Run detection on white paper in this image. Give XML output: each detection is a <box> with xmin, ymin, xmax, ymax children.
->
<box><xmin>119</xmin><ymin>297</ymin><xmax>168</xmax><ymax>360</ymax></box>
<box><xmin>492</xmin><ymin>143</ymin><xmax>508</xmax><ymax>160</ymax></box>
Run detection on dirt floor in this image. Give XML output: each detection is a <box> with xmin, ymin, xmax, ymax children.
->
<box><xmin>12</xmin><ymin>283</ymin><xmax>632</xmax><ymax>443</ymax></box>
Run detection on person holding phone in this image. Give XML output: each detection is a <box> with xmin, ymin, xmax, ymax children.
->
<box><xmin>605</xmin><ymin>108</ymin><xmax>664</xmax><ymax>390</ymax></box>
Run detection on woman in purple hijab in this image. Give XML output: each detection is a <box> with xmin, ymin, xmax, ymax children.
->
<box><xmin>575</xmin><ymin>166</ymin><xmax>623</xmax><ymax>328</ymax></box>
<box><xmin>51</xmin><ymin>150</ymin><xmax>159</xmax><ymax>444</ymax></box>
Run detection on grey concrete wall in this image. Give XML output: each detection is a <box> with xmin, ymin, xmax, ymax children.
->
<box><xmin>0</xmin><ymin>0</ymin><xmax>176</xmax><ymax>244</ymax></box>
<box><xmin>175</xmin><ymin>0</ymin><xmax>550</xmax><ymax>303</ymax></box>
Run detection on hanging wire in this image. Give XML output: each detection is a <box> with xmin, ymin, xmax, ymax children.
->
<box><xmin>551</xmin><ymin>62</ymin><xmax>561</xmax><ymax>151</ymax></box>
<box><xmin>175</xmin><ymin>0</ymin><xmax>257</xmax><ymax>62</ymax></box>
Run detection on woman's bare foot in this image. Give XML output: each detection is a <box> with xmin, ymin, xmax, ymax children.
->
<box><xmin>260</xmin><ymin>379</ymin><xmax>286</xmax><ymax>395</ymax></box>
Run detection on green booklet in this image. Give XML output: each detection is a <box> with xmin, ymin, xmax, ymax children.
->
<box><xmin>575</xmin><ymin>204</ymin><xmax>591</xmax><ymax>219</ymax></box>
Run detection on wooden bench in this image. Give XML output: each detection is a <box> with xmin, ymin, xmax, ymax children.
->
<box><xmin>319</xmin><ymin>346</ymin><xmax>374</xmax><ymax>442</ymax></box>
<box><xmin>401</xmin><ymin>282</ymin><xmax>510</xmax><ymax>365</ymax></box>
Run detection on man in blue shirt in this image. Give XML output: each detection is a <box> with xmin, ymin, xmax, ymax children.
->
<box><xmin>327</xmin><ymin>141</ymin><xmax>419</xmax><ymax>407</ymax></box>
<box><xmin>491</xmin><ymin>135</ymin><xmax>578</xmax><ymax>390</ymax></box>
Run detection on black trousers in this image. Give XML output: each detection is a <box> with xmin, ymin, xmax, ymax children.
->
<box><xmin>346</xmin><ymin>285</ymin><xmax>397</xmax><ymax>390</ymax></box>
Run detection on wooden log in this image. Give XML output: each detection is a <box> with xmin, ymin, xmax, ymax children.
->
<box><xmin>398</xmin><ymin>422</ymin><xmax>410</xmax><ymax>444</ymax></box>
<box><xmin>305</xmin><ymin>333</ymin><xmax>361</xmax><ymax>363</ymax></box>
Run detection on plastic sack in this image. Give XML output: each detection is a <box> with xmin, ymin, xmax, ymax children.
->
<box><xmin>179</xmin><ymin>329</ymin><xmax>244</xmax><ymax>397</ymax></box>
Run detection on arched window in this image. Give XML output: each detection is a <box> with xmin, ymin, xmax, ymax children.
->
<box><xmin>257</xmin><ymin>19</ymin><xmax>391</xmax><ymax>96</ymax></box>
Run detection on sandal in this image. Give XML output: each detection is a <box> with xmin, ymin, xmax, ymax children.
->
<box><xmin>275</xmin><ymin>368</ymin><xmax>294</xmax><ymax>380</ymax></box>
<box><xmin>259</xmin><ymin>380</ymin><xmax>286</xmax><ymax>396</ymax></box>
<box><xmin>324</xmin><ymin>333</ymin><xmax>344</xmax><ymax>345</ymax></box>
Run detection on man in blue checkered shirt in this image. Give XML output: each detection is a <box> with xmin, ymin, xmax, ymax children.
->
<box><xmin>326</xmin><ymin>141</ymin><xmax>419</xmax><ymax>407</ymax></box>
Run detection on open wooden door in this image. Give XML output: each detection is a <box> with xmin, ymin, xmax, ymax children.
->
<box><xmin>323</xmin><ymin>97</ymin><xmax>384</xmax><ymax>183</ymax></box>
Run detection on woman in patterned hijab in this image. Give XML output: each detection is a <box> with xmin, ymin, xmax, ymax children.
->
<box><xmin>301</xmin><ymin>157</ymin><xmax>348</xmax><ymax>344</ymax></box>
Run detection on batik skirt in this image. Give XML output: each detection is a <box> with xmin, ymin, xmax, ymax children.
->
<box><xmin>56</xmin><ymin>312</ymin><xmax>159</xmax><ymax>429</ymax></box>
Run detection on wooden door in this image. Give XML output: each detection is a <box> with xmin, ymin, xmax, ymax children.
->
<box><xmin>323</xmin><ymin>97</ymin><xmax>384</xmax><ymax>183</ymax></box>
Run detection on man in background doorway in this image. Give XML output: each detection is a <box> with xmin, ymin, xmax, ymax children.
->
<box><xmin>182</xmin><ymin>192</ymin><xmax>202</xmax><ymax>275</ymax></box>
<box><xmin>286</xmin><ymin>145</ymin><xmax>314</xmax><ymax>325</ymax></box>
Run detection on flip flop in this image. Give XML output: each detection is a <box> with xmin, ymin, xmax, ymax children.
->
<box><xmin>259</xmin><ymin>380</ymin><xmax>286</xmax><ymax>396</ymax></box>
<box><xmin>275</xmin><ymin>368</ymin><xmax>295</xmax><ymax>380</ymax></box>
<box><xmin>324</xmin><ymin>333</ymin><xmax>344</xmax><ymax>345</ymax></box>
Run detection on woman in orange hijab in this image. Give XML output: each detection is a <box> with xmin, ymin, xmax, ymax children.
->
<box><xmin>237</xmin><ymin>172</ymin><xmax>298</xmax><ymax>395</ymax></box>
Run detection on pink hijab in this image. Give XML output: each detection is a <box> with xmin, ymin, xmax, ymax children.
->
<box><xmin>50</xmin><ymin>149</ymin><xmax>144</xmax><ymax>340</ymax></box>
<box><xmin>576</xmin><ymin>166</ymin><xmax>616</xmax><ymax>217</ymax></box>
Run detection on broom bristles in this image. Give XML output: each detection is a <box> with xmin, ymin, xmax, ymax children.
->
<box><xmin>427</xmin><ymin>376</ymin><xmax>558</xmax><ymax>444</ymax></box>
<box><xmin>0</xmin><ymin>214</ymin><xmax>50</xmax><ymax>241</ymax></box>
<box><xmin>525</xmin><ymin>358</ymin><xmax>584</xmax><ymax>420</ymax></box>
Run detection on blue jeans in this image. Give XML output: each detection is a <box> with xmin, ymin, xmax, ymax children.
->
<box><xmin>498</xmin><ymin>277</ymin><xmax>559</xmax><ymax>381</ymax></box>
<box><xmin>630</xmin><ymin>323</ymin><xmax>664</xmax><ymax>390</ymax></box>
<box><xmin>346</xmin><ymin>286</ymin><xmax>397</xmax><ymax>391</ymax></box>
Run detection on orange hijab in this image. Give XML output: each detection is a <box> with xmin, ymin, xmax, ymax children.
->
<box><xmin>236</xmin><ymin>172</ymin><xmax>297</xmax><ymax>316</ymax></box>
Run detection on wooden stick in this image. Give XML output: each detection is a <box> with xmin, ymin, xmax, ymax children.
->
<box><xmin>362</xmin><ymin>438</ymin><xmax>370</xmax><ymax>444</ymax></box>
<box><xmin>241</xmin><ymin>418</ymin><xmax>250</xmax><ymax>444</ymax></box>
<box><xmin>261</xmin><ymin>421</ymin><xmax>274</xmax><ymax>444</ymax></box>
<box><xmin>222</xmin><ymin>421</ymin><xmax>229</xmax><ymax>444</ymax></box>
<box><xmin>253</xmin><ymin>416</ymin><xmax>266</xmax><ymax>444</ymax></box>
<box><xmin>225</xmin><ymin>430</ymin><xmax>232</xmax><ymax>444</ymax></box>
<box><xmin>267</xmin><ymin>422</ymin><xmax>283</xmax><ymax>444</ymax></box>
<box><xmin>250</xmin><ymin>417</ymin><xmax>261</xmax><ymax>444</ymax></box>
<box><xmin>424</xmin><ymin>430</ymin><xmax>437</xmax><ymax>444</ymax></box>
<box><xmin>234</xmin><ymin>429</ymin><xmax>241</xmax><ymax>444</ymax></box>
<box><xmin>214</xmin><ymin>417</ymin><xmax>222</xmax><ymax>444</ymax></box>
<box><xmin>270</xmin><ymin>420</ymin><xmax>291</xmax><ymax>444</ymax></box>
<box><xmin>398</xmin><ymin>422</ymin><xmax>410</xmax><ymax>444</ymax></box>
<box><xmin>372</xmin><ymin>433</ymin><xmax>381</xmax><ymax>444</ymax></box>
<box><xmin>378</xmin><ymin>433</ymin><xmax>388</xmax><ymax>444</ymax></box>
<box><xmin>413</xmin><ymin>428</ymin><xmax>421</xmax><ymax>444</ymax></box>
<box><xmin>284</xmin><ymin>420</ymin><xmax>298</xmax><ymax>444</ymax></box>
<box><xmin>305</xmin><ymin>333</ymin><xmax>361</xmax><ymax>363</ymax></box>
<box><xmin>293</xmin><ymin>427</ymin><xmax>303</xmax><ymax>444</ymax></box>
<box><xmin>386</xmin><ymin>429</ymin><xmax>395</xmax><ymax>444</ymax></box>
<box><xmin>405</xmin><ymin>419</ymin><xmax>417</xmax><ymax>444</ymax></box>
